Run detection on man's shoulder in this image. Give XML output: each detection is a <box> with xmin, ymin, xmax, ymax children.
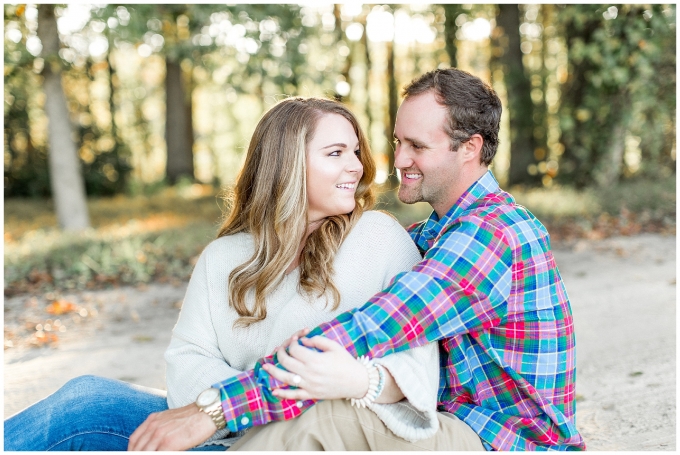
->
<box><xmin>443</xmin><ymin>190</ymin><xmax>551</xmax><ymax>251</ymax></box>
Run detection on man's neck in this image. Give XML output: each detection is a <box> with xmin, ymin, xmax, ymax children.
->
<box><xmin>432</xmin><ymin>166</ymin><xmax>488</xmax><ymax>219</ymax></box>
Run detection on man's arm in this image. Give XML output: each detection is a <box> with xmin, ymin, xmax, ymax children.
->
<box><xmin>214</xmin><ymin>217</ymin><xmax>513</xmax><ymax>433</ymax></box>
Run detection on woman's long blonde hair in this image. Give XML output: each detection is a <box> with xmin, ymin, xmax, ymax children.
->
<box><xmin>218</xmin><ymin>97</ymin><xmax>376</xmax><ymax>327</ymax></box>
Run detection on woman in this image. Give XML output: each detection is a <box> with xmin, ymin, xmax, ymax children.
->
<box><xmin>5</xmin><ymin>97</ymin><xmax>439</xmax><ymax>451</ymax></box>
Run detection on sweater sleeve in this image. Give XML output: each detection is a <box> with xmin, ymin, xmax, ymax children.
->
<box><xmin>165</xmin><ymin>247</ymin><xmax>242</xmax><ymax>409</ymax></box>
<box><xmin>371</xmin><ymin>344</ymin><xmax>440</xmax><ymax>442</ymax></box>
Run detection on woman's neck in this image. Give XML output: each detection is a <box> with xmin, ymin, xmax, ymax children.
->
<box><xmin>285</xmin><ymin>219</ymin><xmax>324</xmax><ymax>275</ymax></box>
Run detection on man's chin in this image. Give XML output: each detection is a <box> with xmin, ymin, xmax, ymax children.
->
<box><xmin>397</xmin><ymin>187</ymin><xmax>423</xmax><ymax>205</ymax></box>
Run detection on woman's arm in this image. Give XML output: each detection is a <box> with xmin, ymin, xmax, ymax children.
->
<box><xmin>374</xmin><ymin>367</ymin><xmax>404</xmax><ymax>404</ymax></box>
<box><xmin>165</xmin><ymin>250</ymin><xmax>242</xmax><ymax>408</ymax></box>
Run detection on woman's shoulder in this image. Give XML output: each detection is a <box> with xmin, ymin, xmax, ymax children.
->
<box><xmin>354</xmin><ymin>210</ymin><xmax>403</xmax><ymax>232</ymax></box>
<box><xmin>335</xmin><ymin>210</ymin><xmax>421</xmax><ymax>284</ymax></box>
<box><xmin>200</xmin><ymin>232</ymin><xmax>254</xmax><ymax>266</ymax></box>
<box><xmin>348</xmin><ymin>210</ymin><xmax>413</xmax><ymax>247</ymax></box>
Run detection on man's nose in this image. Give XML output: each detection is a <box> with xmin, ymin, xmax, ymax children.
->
<box><xmin>393</xmin><ymin>143</ymin><xmax>412</xmax><ymax>169</ymax></box>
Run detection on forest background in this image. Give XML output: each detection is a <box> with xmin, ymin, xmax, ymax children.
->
<box><xmin>3</xmin><ymin>3</ymin><xmax>676</xmax><ymax>328</ymax></box>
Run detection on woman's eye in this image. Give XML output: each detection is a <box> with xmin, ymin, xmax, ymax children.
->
<box><xmin>354</xmin><ymin>149</ymin><xmax>361</xmax><ymax>157</ymax></box>
<box><xmin>329</xmin><ymin>150</ymin><xmax>341</xmax><ymax>156</ymax></box>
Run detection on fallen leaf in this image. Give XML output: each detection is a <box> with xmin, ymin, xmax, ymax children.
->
<box><xmin>133</xmin><ymin>335</ymin><xmax>154</xmax><ymax>343</ymax></box>
<box><xmin>46</xmin><ymin>300</ymin><xmax>77</xmax><ymax>315</ymax></box>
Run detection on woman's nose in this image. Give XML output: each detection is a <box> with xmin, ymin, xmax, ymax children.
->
<box><xmin>346</xmin><ymin>153</ymin><xmax>363</xmax><ymax>173</ymax></box>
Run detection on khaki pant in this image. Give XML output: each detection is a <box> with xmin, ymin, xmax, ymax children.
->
<box><xmin>229</xmin><ymin>399</ymin><xmax>484</xmax><ymax>451</ymax></box>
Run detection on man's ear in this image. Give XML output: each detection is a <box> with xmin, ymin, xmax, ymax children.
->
<box><xmin>461</xmin><ymin>134</ymin><xmax>484</xmax><ymax>163</ymax></box>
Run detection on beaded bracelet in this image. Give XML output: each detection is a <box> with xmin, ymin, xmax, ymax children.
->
<box><xmin>349</xmin><ymin>356</ymin><xmax>386</xmax><ymax>408</ymax></box>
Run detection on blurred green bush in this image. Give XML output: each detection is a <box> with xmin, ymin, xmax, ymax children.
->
<box><xmin>4</xmin><ymin>177</ymin><xmax>675</xmax><ymax>296</ymax></box>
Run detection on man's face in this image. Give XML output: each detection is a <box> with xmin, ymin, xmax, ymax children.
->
<box><xmin>394</xmin><ymin>91</ymin><xmax>465</xmax><ymax>217</ymax></box>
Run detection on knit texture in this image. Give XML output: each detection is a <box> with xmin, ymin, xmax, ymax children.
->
<box><xmin>164</xmin><ymin>211</ymin><xmax>440</xmax><ymax>444</ymax></box>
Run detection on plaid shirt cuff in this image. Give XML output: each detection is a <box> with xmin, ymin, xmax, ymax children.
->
<box><xmin>213</xmin><ymin>360</ymin><xmax>317</xmax><ymax>432</ymax></box>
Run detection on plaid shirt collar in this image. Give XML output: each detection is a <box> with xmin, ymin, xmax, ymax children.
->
<box><xmin>414</xmin><ymin>170</ymin><xmax>500</xmax><ymax>252</ymax></box>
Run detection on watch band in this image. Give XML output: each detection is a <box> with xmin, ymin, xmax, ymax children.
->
<box><xmin>201</xmin><ymin>402</ymin><xmax>226</xmax><ymax>430</ymax></box>
<box><xmin>196</xmin><ymin>388</ymin><xmax>227</xmax><ymax>431</ymax></box>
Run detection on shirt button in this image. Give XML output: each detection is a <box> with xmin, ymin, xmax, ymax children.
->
<box><xmin>296</xmin><ymin>401</ymin><xmax>303</xmax><ymax>408</ymax></box>
<box><xmin>241</xmin><ymin>417</ymin><xmax>249</xmax><ymax>425</ymax></box>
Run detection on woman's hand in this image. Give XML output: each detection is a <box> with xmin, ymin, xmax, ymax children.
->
<box><xmin>263</xmin><ymin>336</ymin><xmax>369</xmax><ymax>402</ymax></box>
<box><xmin>271</xmin><ymin>327</ymin><xmax>311</xmax><ymax>355</ymax></box>
<box><xmin>127</xmin><ymin>403</ymin><xmax>216</xmax><ymax>451</ymax></box>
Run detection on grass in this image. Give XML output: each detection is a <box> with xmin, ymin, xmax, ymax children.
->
<box><xmin>4</xmin><ymin>177</ymin><xmax>675</xmax><ymax>296</ymax></box>
<box><xmin>4</xmin><ymin>184</ymin><xmax>226</xmax><ymax>296</ymax></box>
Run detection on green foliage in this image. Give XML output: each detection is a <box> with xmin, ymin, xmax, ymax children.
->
<box><xmin>4</xmin><ymin>70</ymin><xmax>50</xmax><ymax>197</ymax></box>
<box><xmin>511</xmin><ymin>177</ymin><xmax>676</xmax><ymax>240</ymax></box>
<box><xmin>4</xmin><ymin>223</ymin><xmax>215</xmax><ymax>294</ymax></box>
<box><xmin>4</xmin><ymin>4</ymin><xmax>134</xmax><ymax>198</ymax></box>
<box><xmin>4</xmin><ymin>187</ymin><xmax>224</xmax><ymax>295</ymax></box>
<box><xmin>4</xmin><ymin>176</ymin><xmax>675</xmax><ymax>295</ymax></box>
<box><xmin>557</xmin><ymin>4</ymin><xmax>676</xmax><ymax>187</ymax></box>
<box><xmin>596</xmin><ymin>176</ymin><xmax>676</xmax><ymax>219</ymax></box>
<box><xmin>4</xmin><ymin>3</ymin><xmax>676</xmax><ymax>202</ymax></box>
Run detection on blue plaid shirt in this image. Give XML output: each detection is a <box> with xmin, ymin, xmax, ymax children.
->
<box><xmin>213</xmin><ymin>171</ymin><xmax>585</xmax><ymax>450</ymax></box>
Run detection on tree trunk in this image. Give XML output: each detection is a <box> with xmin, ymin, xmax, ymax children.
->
<box><xmin>37</xmin><ymin>4</ymin><xmax>90</xmax><ymax>230</ymax></box>
<box><xmin>385</xmin><ymin>40</ymin><xmax>399</xmax><ymax>189</ymax></box>
<box><xmin>165</xmin><ymin>57</ymin><xmax>194</xmax><ymax>184</ymax></box>
<box><xmin>597</xmin><ymin>122</ymin><xmax>626</xmax><ymax>187</ymax></box>
<box><xmin>442</xmin><ymin>4</ymin><xmax>463</xmax><ymax>68</ymax></box>
<box><xmin>107</xmin><ymin>51</ymin><xmax>118</xmax><ymax>141</ymax></box>
<box><xmin>557</xmin><ymin>8</ymin><xmax>602</xmax><ymax>187</ymax></box>
<box><xmin>333</xmin><ymin>5</ymin><xmax>353</xmax><ymax>102</ymax></box>
<box><xmin>493</xmin><ymin>4</ymin><xmax>539</xmax><ymax>186</ymax></box>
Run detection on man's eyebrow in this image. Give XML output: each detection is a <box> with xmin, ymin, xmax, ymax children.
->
<box><xmin>404</xmin><ymin>137</ymin><xmax>426</xmax><ymax>146</ymax></box>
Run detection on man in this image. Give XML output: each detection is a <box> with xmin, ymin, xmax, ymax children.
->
<box><xmin>129</xmin><ymin>68</ymin><xmax>585</xmax><ymax>451</ymax></box>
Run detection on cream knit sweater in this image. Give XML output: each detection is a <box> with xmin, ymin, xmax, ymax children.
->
<box><xmin>164</xmin><ymin>211</ymin><xmax>440</xmax><ymax>445</ymax></box>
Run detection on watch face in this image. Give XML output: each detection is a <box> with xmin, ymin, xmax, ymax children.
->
<box><xmin>197</xmin><ymin>388</ymin><xmax>220</xmax><ymax>407</ymax></box>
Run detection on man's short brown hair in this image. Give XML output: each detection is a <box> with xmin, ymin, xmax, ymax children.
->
<box><xmin>402</xmin><ymin>68</ymin><xmax>502</xmax><ymax>166</ymax></box>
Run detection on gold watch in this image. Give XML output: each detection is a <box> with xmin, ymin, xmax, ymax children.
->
<box><xmin>195</xmin><ymin>388</ymin><xmax>226</xmax><ymax>430</ymax></box>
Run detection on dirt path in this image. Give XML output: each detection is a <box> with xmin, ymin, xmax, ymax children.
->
<box><xmin>4</xmin><ymin>233</ymin><xmax>676</xmax><ymax>450</ymax></box>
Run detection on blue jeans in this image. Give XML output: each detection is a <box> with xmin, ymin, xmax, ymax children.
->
<box><xmin>4</xmin><ymin>375</ymin><xmax>226</xmax><ymax>451</ymax></box>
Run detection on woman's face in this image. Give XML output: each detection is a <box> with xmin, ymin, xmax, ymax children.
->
<box><xmin>306</xmin><ymin>113</ymin><xmax>364</xmax><ymax>223</ymax></box>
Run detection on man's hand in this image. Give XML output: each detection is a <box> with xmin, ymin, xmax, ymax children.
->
<box><xmin>127</xmin><ymin>403</ymin><xmax>216</xmax><ymax>451</ymax></box>
<box><xmin>263</xmin><ymin>335</ymin><xmax>369</xmax><ymax>402</ymax></box>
